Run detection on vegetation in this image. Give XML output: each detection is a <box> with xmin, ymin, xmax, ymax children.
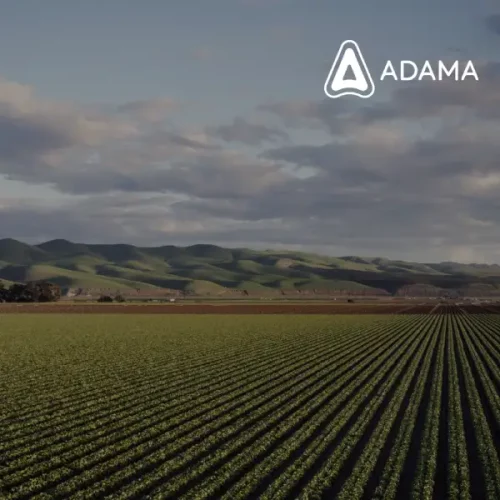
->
<box><xmin>1</xmin><ymin>311</ymin><xmax>500</xmax><ymax>498</ymax></box>
<box><xmin>0</xmin><ymin>281</ymin><xmax>61</xmax><ymax>302</ymax></box>
<box><xmin>97</xmin><ymin>295</ymin><xmax>114</xmax><ymax>303</ymax></box>
<box><xmin>0</xmin><ymin>238</ymin><xmax>500</xmax><ymax>295</ymax></box>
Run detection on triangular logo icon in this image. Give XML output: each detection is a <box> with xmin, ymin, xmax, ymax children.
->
<box><xmin>324</xmin><ymin>40</ymin><xmax>375</xmax><ymax>99</ymax></box>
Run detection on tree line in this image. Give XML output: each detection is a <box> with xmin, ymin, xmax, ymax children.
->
<box><xmin>0</xmin><ymin>281</ymin><xmax>61</xmax><ymax>302</ymax></box>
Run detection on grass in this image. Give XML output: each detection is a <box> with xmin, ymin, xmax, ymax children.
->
<box><xmin>0</xmin><ymin>264</ymin><xmax>161</xmax><ymax>290</ymax></box>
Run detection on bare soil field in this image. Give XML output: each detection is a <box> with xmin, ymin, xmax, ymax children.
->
<box><xmin>0</xmin><ymin>303</ymin><xmax>435</xmax><ymax>314</ymax></box>
<box><xmin>0</xmin><ymin>303</ymin><xmax>499</xmax><ymax>314</ymax></box>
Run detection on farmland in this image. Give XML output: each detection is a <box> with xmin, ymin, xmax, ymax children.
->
<box><xmin>1</xmin><ymin>310</ymin><xmax>500</xmax><ymax>499</ymax></box>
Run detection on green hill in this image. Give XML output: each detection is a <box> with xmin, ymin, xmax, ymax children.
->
<box><xmin>0</xmin><ymin>239</ymin><xmax>499</xmax><ymax>296</ymax></box>
<box><xmin>0</xmin><ymin>239</ymin><xmax>48</xmax><ymax>264</ymax></box>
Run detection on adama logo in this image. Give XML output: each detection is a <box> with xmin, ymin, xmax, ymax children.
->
<box><xmin>324</xmin><ymin>40</ymin><xmax>479</xmax><ymax>99</ymax></box>
<box><xmin>324</xmin><ymin>40</ymin><xmax>375</xmax><ymax>99</ymax></box>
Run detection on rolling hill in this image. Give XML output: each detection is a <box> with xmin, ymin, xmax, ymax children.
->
<box><xmin>1</xmin><ymin>238</ymin><xmax>500</xmax><ymax>297</ymax></box>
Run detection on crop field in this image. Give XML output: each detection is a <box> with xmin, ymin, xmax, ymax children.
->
<box><xmin>1</xmin><ymin>310</ymin><xmax>500</xmax><ymax>499</ymax></box>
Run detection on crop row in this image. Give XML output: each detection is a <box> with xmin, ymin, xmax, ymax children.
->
<box><xmin>2</xmin><ymin>313</ymin><xmax>500</xmax><ymax>499</ymax></box>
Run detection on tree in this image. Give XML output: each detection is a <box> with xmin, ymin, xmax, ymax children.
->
<box><xmin>0</xmin><ymin>282</ymin><xmax>7</xmax><ymax>302</ymax></box>
<box><xmin>2</xmin><ymin>281</ymin><xmax>61</xmax><ymax>302</ymax></box>
<box><xmin>34</xmin><ymin>282</ymin><xmax>61</xmax><ymax>302</ymax></box>
<box><xmin>114</xmin><ymin>294</ymin><xmax>126</xmax><ymax>303</ymax></box>
<box><xmin>7</xmin><ymin>283</ymin><xmax>35</xmax><ymax>302</ymax></box>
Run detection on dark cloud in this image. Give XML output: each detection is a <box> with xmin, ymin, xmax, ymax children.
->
<box><xmin>0</xmin><ymin>115</ymin><xmax>75</xmax><ymax>161</ymax></box>
<box><xmin>3</xmin><ymin>149</ymin><xmax>288</xmax><ymax>198</ymax></box>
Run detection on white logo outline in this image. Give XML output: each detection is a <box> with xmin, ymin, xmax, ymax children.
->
<box><xmin>324</xmin><ymin>40</ymin><xmax>375</xmax><ymax>99</ymax></box>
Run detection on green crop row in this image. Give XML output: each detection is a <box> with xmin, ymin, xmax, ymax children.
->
<box><xmin>2</xmin><ymin>313</ymin><xmax>500</xmax><ymax>500</ymax></box>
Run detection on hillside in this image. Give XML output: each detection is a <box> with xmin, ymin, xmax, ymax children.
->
<box><xmin>0</xmin><ymin>238</ymin><xmax>500</xmax><ymax>297</ymax></box>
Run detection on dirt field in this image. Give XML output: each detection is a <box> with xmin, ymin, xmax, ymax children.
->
<box><xmin>0</xmin><ymin>303</ymin><xmax>403</xmax><ymax>314</ymax></box>
<box><xmin>0</xmin><ymin>303</ymin><xmax>498</xmax><ymax>314</ymax></box>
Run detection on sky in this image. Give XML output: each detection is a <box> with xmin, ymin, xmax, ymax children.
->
<box><xmin>1</xmin><ymin>0</ymin><xmax>500</xmax><ymax>262</ymax></box>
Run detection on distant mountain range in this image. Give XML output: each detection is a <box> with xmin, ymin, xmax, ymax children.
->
<box><xmin>1</xmin><ymin>238</ymin><xmax>500</xmax><ymax>297</ymax></box>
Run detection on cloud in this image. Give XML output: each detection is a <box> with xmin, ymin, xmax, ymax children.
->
<box><xmin>357</xmin><ymin>65</ymin><xmax>500</xmax><ymax>123</ymax></box>
<box><xmin>0</xmin><ymin>77</ymin><xmax>292</xmax><ymax>199</ymax></box>
<box><xmin>262</xmin><ymin>62</ymin><xmax>500</xmax><ymax>131</ymax></box>
<box><xmin>4</xmin><ymin>67</ymin><xmax>500</xmax><ymax>261</ymax></box>
<box><xmin>258</xmin><ymin>99</ymin><xmax>352</xmax><ymax>133</ymax></box>
<box><xmin>207</xmin><ymin>117</ymin><xmax>289</xmax><ymax>145</ymax></box>
<box><xmin>0</xmin><ymin>77</ymin><xmax>137</xmax><ymax>179</ymax></box>
<box><xmin>3</xmin><ymin>140</ymin><xmax>289</xmax><ymax>198</ymax></box>
<box><xmin>247</xmin><ymin>68</ymin><xmax>500</xmax><ymax>260</ymax></box>
<box><xmin>116</xmin><ymin>98</ymin><xmax>178</xmax><ymax>123</ymax></box>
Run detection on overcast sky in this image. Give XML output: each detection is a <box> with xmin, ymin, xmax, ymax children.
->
<box><xmin>1</xmin><ymin>0</ymin><xmax>500</xmax><ymax>262</ymax></box>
